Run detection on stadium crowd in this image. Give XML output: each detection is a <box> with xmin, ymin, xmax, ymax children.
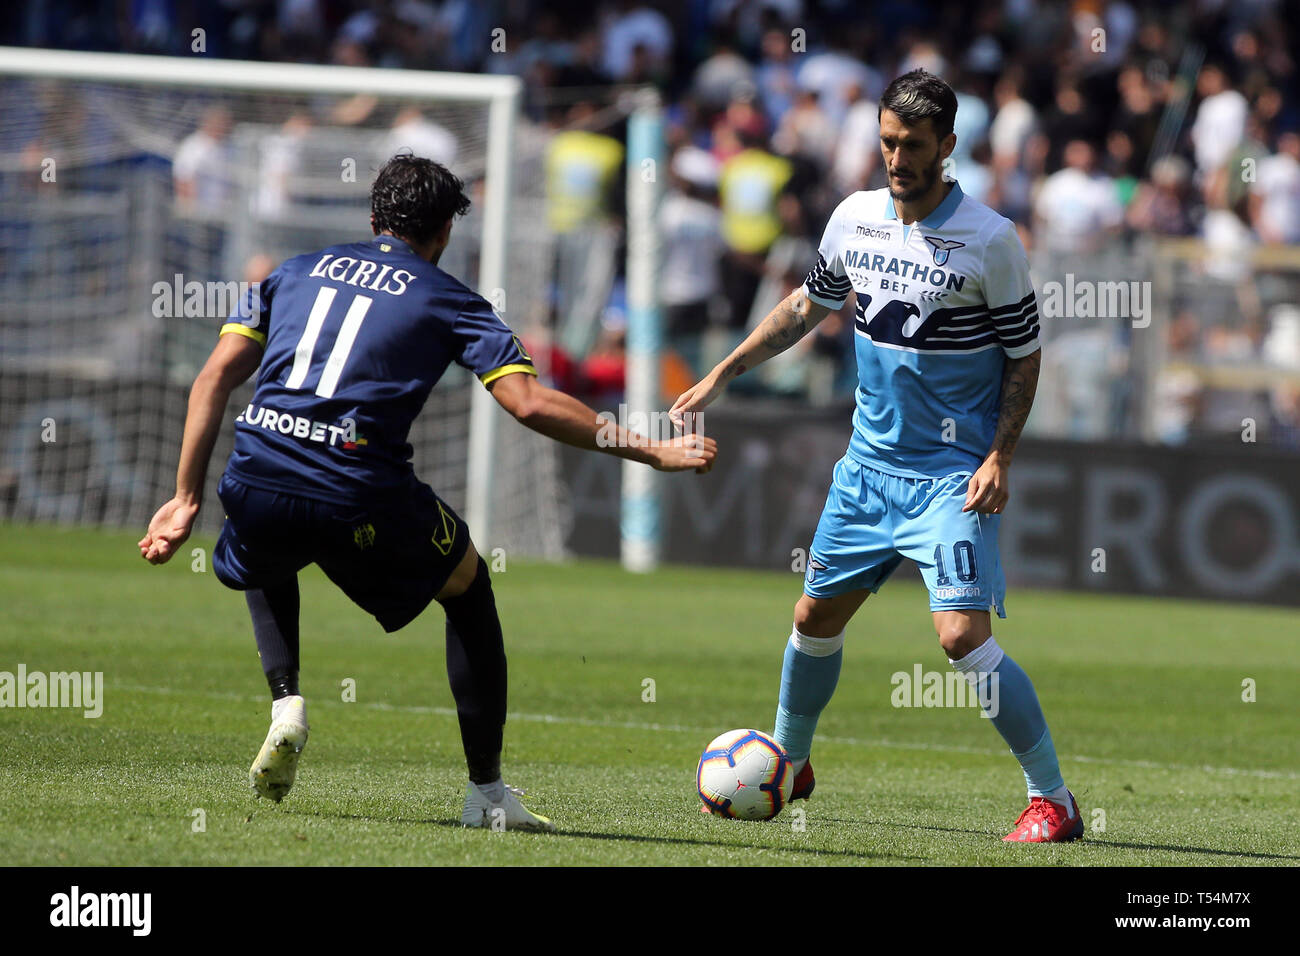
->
<box><xmin>9</xmin><ymin>0</ymin><xmax>1300</xmax><ymax>444</ymax></box>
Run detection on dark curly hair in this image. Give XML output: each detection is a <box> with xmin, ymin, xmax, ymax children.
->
<box><xmin>879</xmin><ymin>69</ymin><xmax>958</xmax><ymax>139</ymax></box>
<box><xmin>370</xmin><ymin>153</ymin><xmax>470</xmax><ymax>245</ymax></box>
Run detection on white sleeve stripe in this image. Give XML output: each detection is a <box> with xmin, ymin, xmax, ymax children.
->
<box><xmin>802</xmin><ymin>284</ymin><xmax>848</xmax><ymax>307</ymax></box>
<box><xmin>994</xmin><ymin>317</ymin><xmax>1038</xmax><ymax>337</ymax></box>
<box><xmin>990</xmin><ymin>299</ymin><xmax>1036</xmax><ymax>320</ymax></box>
<box><xmin>929</xmin><ymin>332</ymin><xmax>999</xmax><ymax>343</ymax></box>
<box><xmin>998</xmin><ymin>327</ymin><xmax>1040</xmax><ymax>347</ymax></box>
<box><xmin>989</xmin><ymin>291</ymin><xmax>1036</xmax><ymax>317</ymax></box>
<box><xmin>942</xmin><ymin>303</ymin><xmax>992</xmax><ymax>319</ymax></box>
<box><xmin>993</xmin><ymin>312</ymin><xmax>1034</xmax><ymax>335</ymax></box>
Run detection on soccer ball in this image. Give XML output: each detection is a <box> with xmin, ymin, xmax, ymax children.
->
<box><xmin>696</xmin><ymin>729</ymin><xmax>793</xmax><ymax>820</ymax></box>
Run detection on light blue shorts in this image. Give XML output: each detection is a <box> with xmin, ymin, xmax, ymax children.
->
<box><xmin>804</xmin><ymin>455</ymin><xmax>1007</xmax><ymax>617</ymax></box>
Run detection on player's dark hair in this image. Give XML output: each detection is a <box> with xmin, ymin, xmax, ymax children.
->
<box><xmin>370</xmin><ymin>153</ymin><xmax>471</xmax><ymax>245</ymax></box>
<box><xmin>879</xmin><ymin>69</ymin><xmax>958</xmax><ymax>140</ymax></box>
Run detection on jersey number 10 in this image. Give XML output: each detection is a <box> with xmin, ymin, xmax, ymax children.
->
<box><xmin>285</xmin><ymin>287</ymin><xmax>374</xmax><ymax>398</ymax></box>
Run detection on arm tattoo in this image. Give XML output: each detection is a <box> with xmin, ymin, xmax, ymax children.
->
<box><xmin>758</xmin><ymin>291</ymin><xmax>810</xmax><ymax>354</ymax></box>
<box><xmin>992</xmin><ymin>349</ymin><xmax>1041</xmax><ymax>460</ymax></box>
<box><xmin>721</xmin><ymin>357</ymin><xmax>747</xmax><ymax>379</ymax></box>
<box><xmin>717</xmin><ymin>290</ymin><xmax>815</xmax><ymax>383</ymax></box>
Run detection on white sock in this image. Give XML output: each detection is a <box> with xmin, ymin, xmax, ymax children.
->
<box><xmin>1044</xmin><ymin>785</ymin><xmax>1072</xmax><ymax>810</ymax></box>
<box><xmin>791</xmin><ymin>758</ymin><xmax>808</xmax><ymax>775</ymax></box>
<box><xmin>790</xmin><ymin>628</ymin><xmax>844</xmax><ymax>657</ymax></box>
<box><xmin>271</xmin><ymin>695</ymin><xmax>305</xmax><ymax>724</ymax></box>
<box><xmin>474</xmin><ymin>778</ymin><xmax>505</xmax><ymax>802</ymax></box>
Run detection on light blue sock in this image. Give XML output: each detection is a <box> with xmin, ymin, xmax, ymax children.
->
<box><xmin>950</xmin><ymin>637</ymin><xmax>1065</xmax><ymax>797</ymax></box>
<box><xmin>773</xmin><ymin>628</ymin><xmax>844</xmax><ymax>764</ymax></box>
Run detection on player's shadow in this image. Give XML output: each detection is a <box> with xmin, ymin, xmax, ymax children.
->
<box><xmin>823</xmin><ymin>816</ymin><xmax>1300</xmax><ymax>863</ymax></box>
<box><xmin>317</xmin><ymin>811</ymin><xmax>925</xmax><ymax>863</ymax></box>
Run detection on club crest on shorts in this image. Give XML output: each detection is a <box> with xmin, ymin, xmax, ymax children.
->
<box><xmin>353</xmin><ymin>521</ymin><xmax>376</xmax><ymax>550</ymax></box>
<box><xmin>431</xmin><ymin>500</ymin><xmax>456</xmax><ymax>556</ymax></box>
<box><xmin>925</xmin><ymin>236</ymin><xmax>965</xmax><ymax>266</ymax></box>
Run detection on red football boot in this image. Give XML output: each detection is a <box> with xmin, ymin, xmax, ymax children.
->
<box><xmin>789</xmin><ymin>759</ymin><xmax>815</xmax><ymax>801</ymax></box>
<box><xmin>1003</xmin><ymin>790</ymin><xmax>1084</xmax><ymax>842</ymax></box>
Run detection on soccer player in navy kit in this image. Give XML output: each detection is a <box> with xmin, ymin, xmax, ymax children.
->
<box><xmin>673</xmin><ymin>71</ymin><xmax>1081</xmax><ymax>842</ymax></box>
<box><xmin>140</xmin><ymin>155</ymin><xmax>716</xmax><ymax>830</ymax></box>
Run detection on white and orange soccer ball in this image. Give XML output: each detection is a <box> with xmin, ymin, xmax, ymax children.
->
<box><xmin>696</xmin><ymin>729</ymin><xmax>794</xmax><ymax>820</ymax></box>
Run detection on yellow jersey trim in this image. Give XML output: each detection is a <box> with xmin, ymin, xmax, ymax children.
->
<box><xmin>479</xmin><ymin>363</ymin><xmax>537</xmax><ymax>386</ymax></box>
<box><xmin>219</xmin><ymin>323</ymin><xmax>267</xmax><ymax>348</ymax></box>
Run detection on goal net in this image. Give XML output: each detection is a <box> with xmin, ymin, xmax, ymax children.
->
<box><xmin>0</xmin><ymin>48</ymin><xmax>570</xmax><ymax>559</ymax></box>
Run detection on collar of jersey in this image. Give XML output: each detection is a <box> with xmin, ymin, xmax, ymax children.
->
<box><xmin>884</xmin><ymin>180</ymin><xmax>964</xmax><ymax>230</ymax></box>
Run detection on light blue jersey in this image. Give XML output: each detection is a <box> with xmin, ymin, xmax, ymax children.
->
<box><xmin>799</xmin><ymin>182</ymin><xmax>1040</xmax><ymax>614</ymax></box>
<box><xmin>803</xmin><ymin>182</ymin><xmax>1040</xmax><ymax>479</ymax></box>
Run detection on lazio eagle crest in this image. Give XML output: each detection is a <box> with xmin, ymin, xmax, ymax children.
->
<box><xmin>924</xmin><ymin>236</ymin><xmax>965</xmax><ymax>266</ymax></box>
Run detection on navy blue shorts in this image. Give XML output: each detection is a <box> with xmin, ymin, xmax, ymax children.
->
<box><xmin>212</xmin><ymin>472</ymin><xmax>471</xmax><ymax>633</ymax></box>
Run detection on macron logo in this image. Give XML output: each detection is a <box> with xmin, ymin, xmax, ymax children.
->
<box><xmin>50</xmin><ymin>886</ymin><xmax>151</xmax><ymax>937</ymax></box>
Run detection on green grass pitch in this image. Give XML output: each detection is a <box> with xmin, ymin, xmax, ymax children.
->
<box><xmin>1</xmin><ymin>524</ymin><xmax>1296</xmax><ymax>866</ymax></box>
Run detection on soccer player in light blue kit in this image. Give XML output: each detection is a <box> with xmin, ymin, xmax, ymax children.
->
<box><xmin>673</xmin><ymin>70</ymin><xmax>1082</xmax><ymax>842</ymax></box>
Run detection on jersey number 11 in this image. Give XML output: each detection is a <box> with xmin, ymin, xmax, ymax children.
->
<box><xmin>285</xmin><ymin>287</ymin><xmax>374</xmax><ymax>398</ymax></box>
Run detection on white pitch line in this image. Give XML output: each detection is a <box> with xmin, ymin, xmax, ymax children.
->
<box><xmin>115</xmin><ymin>683</ymin><xmax>1299</xmax><ymax>781</ymax></box>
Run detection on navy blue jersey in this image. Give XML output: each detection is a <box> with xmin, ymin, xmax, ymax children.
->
<box><xmin>220</xmin><ymin>234</ymin><xmax>535</xmax><ymax>504</ymax></box>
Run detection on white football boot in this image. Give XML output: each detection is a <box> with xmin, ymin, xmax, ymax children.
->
<box><xmin>461</xmin><ymin>783</ymin><xmax>557</xmax><ymax>831</ymax></box>
<box><xmin>249</xmin><ymin>695</ymin><xmax>309</xmax><ymax>802</ymax></box>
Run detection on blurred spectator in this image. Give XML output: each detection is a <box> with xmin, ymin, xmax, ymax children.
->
<box><xmin>385</xmin><ymin>107</ymin><xmax>459</xmax><ymax>169</ymax></box>
<box><xmin>897</xmin><ymin>39</ymin><xmax>948</xmax><ymax>81</ymax></box>
<box><xmin>692</xmin><ymin>35</ymin><xmax>757</xmax><ymax>114</ymax></box>
<box><xmin>254</xmin><ymin>111</ymin><xmax>313</xmax><ymax>219</ymax></box>
<box><xmin>710</xmin><ymin>92</ymin><xmax>769</xmax><ymax>163</ymax></box>
<box><xmin>951</xmin><ymin>72</ymin><xmax>991</xmax><ymax>168</ymax></box>
<box><xmin>1262</xmin><ymin>305</ymin><xmax>1300</xmax><ymax>370</ymax></box>
<box><xmin>755</xmin><ymin>28</ymin><xmax>799</xmax><ymax>129</ymax></box>
<box><xmin>1190</xmin><ymin>62</ymin><xmax>1249</xmax><ymax>183</ymax></box>
<box><xmin>796</xmin><ymin>36</ymin><xmax>880</xmax><ymax>127</ymax></box>
<box><xmin>1113</xmin><ymin>65</ymin><xmax>1161</xmax><ymax>174</ymax></box>
<box><xmin>830</xmin><ymin>82</ymin><xmax>882</xmax><ymax>195</ymax></box>
<box><xmin>660</xmin><ymin>146</ymin><xmax>725</xmax><ymax>375</ymax></box>
<box><xmin>173</xmin><ymin>106</ymin><xmax>233</xmax><ymax>211</ymax></box>
<box><xmin>546</xmin><ymin>103</ymin><xmax>624</xmax><ymax>235</ymax></box>
<box><xmin>1126</xmin><ymin>155</ymin><xmax>1197</xmax><ymax>236</ymax></box>
<box><xmin>602</xmin><ymin>2</ymin><xmax>673</xmax><ymax>82</ymax></box>
<box><xmin>718</xmin><ymin>131</ymin><xmax>794</xmax><ymax>327</ymax></box>
<box><xmin>1251</xmin><ymin>131</ymin><xmax>1300</xmax><ymax>244</ymax></box>
<box><xmin>547</xmin><ymin>101</ymin><xmax>625</xmax><ymax>357</ymax></box>
<box><xmin>771</xmin><ymin>85</ymin><xmax>837</xmax><ymax>172</ymax></box>
<box><xmin>988</xmin><ymin>67</ymin><xmax>1037</xmax><ymax>174</ymax></box>
<box><xmin>1152</xmin><ymin>311</ymin><xmax>1205</xmax><ymax>444</ymax></box>
<box><xmin>959</xmin><ymin>139</ymin><xmax>995</xmax><ymax>205</ymax></box>
<box><xmin>1271</xmin><ymin>383</ymin><xmax>1300</xmax><ymax>447</ymax></box>
<box><xmin>1201</xmin><ymin>149</ymin><xmax>1257</xmax><ymax>284</ymax></box>
<box><xmin>710</xmin><ymin>0</ymin><xmax>804</xmax><ymax>52</ymax></box>
<box><xmin>1040</xmin><ymin>77</ymin><xmax>1106</xmax><ymax>171</ymax></box>
<box><xmin>1033</xmin><ymin>139</ymin><xmax>1123</xmax><ymax>254</ymax></box>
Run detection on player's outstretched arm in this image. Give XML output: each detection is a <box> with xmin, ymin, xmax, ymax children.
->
<box><xmin>489</xmin><ymin>372</ymin><xmax>716</xmax><ymax>474</ymax></box>
<box><xmin>963</xmin><ymin>347</ymin><xmax>1042</xmax><ymax>515</ymax></box>
<box><xmin>669</xmin><ymin>286</ymin><xmax>829</xmax><ymax>427</ymax></box>
<box><xmin>139</xmin><ymin>334</ymin><xmax>263</xmax><ymax>564</ymax></box>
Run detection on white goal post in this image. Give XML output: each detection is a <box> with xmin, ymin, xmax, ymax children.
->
<box><xmin>0</xmin><ymin>45</ymin><xmax>518</xmax><ymax>547</ymax></box>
